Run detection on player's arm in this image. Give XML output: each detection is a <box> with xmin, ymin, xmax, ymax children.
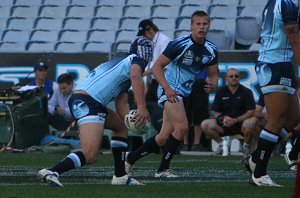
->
<box><xmin>205</xmin><ymin>64</ymin><xmax>219</xmax><ymax>93</ymax></box>
<box><xmin>152</xmin><ymin>54</ymin><xmax>177</xmax><ymax>101</ymax></box>
<box><xmin>285</xmin><ymin>23</ymin><xmax>300</xmax><ymax>63</ymax></box>
<box><xmin>130</xmin><ymin>63</ymin><xmax>149</xmax><ymax>126</ymax></box>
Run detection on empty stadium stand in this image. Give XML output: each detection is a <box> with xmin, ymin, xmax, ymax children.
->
<box><xmin>0</xmin><ymin>0</ymin><xmax>266</xmax><ymax>53</ymax></box>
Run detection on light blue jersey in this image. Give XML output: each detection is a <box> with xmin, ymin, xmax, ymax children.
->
<box><xmin>75</xmin><ymin>55</ymin><xmax>134</xmax><ymax>104</ymax></box>
<box><xmin>75</xmin><ymin>36</ymin><xmax>152</xmax><ymax>105</ymax></box>
<box><xmin>258</xmin><ymin>0</ymin><xmax>299</xmax><ymax>63</ymax></box>
<box><xmin>158</xmin><ymin>35</ymin><xmax>218</xmax><ymax>97</ymax></box>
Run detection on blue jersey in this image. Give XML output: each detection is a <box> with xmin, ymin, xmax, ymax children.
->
<box><xmin>75</xmin><ymin>37</ymin><xmax>152</xmax><ymax>105</ymax></box>
<box><xmin>258</xmin><ymin>0</ymin><xmax>299</xmax><ymax>63</ymax></box>
<box><xmin>159</xmin><ymin>35</ymin><xmax>218</xmax><ymax>97</ymax></box>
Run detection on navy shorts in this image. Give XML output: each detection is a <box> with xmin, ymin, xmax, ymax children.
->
<box><xmin>68</xmin><ymin>93</ymin><xmax>108</xmax><ymax>125</ymax></box>
<box><xmin>255</xmin><ymin>61</ymin><xmax>297</xmax><ymax>94</ymax></box>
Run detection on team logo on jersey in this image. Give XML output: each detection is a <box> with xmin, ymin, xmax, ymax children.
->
<box><xmin>201</xmin><ymin>55</ymin><xmax>211</xmax><ymax>64</ymax></box>
<box><xmin>72</xmin><ymin>100</ymin><xmax>89</xmax><ymax>119</ymax></box>
<box><xmin>182</xmin><ymin>50</ymin><xmax>194</xmax><ymax>65</ymax></box>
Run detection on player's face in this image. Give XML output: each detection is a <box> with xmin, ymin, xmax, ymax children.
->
<box><xmin>191</xmin><ymin>16</ymin><xmax>210</xmax><ymax>43</ymax></box>
<box><xmin>59</xmin><ymin>82</ymin><xmax>73</xmax><ymax>96</ymax></box>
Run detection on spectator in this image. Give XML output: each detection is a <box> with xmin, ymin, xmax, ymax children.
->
<box><xmin>48</xmin><ymin>73</ymin><xmax>75</xmax><ymax>131</ymax></box>
<box><xmin>138</xmin><ymin>19</ymin><xmax>171</xmax><ymax>132</ymax></box>
<box><xmin>27</xmin><ymin>62</ymin><xmax>58</xmax><ymax>100</ymax></box>
<box><xmin>201</xmin><ymin>68</ymin><xmax>256</xmax><ymax>156</ymax></box>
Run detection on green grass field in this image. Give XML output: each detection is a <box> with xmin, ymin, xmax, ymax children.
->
<box><xmin>0</xmin><ymin>151</ymin><xmax>296</xmax><ymax>198</ymax></box>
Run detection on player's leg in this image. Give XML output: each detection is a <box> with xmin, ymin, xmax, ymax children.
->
<box><xmin>241</xmin><ymin>117</ymin><xmax>258</xmax><ymax>155</ymax></box>
<box><xmin>126</xmin><ymin>108</ymin><xmax>174</xmax><ymax>167</ymax></box>
<box><xmin>156</xmin><ymin>100</ymin><xmax>188</xmax><ymax>176</ymax></box>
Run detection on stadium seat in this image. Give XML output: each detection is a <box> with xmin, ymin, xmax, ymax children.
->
<box><xmin>176</xmin><ymin>17</ymin><xmax>191</xmax><ymax>30</ymax></box>
<box><xmin>115</xmin><ymin>29</ymin><xmax>136</xmax><ymax>42</ymax></box>
<box><xmin>111</xmin><ymin>41</ymin><xmax>131</xmax><ymax>55</ymax></box>
<box><xmin>239</xmin><ymin>6</ymin><xmax>264</xmax><ymax>19</ymax></box>
<box><xmin>123</xmin><ymin>5</ymin><xmax>151</xmax><ymax>18</ymax></box>
<box><xmin>91</xmin><ymin>17</ymin><xmax>119</xmax><ymax>31</ymax></box>
<box><xmin>39</xmin><ymin>5</ymin><xmax>67</xmax><ymax>18</ymax></box>
<box><xmin>99</xmin><ymin>0</ymin><xmax>125</xmax><ymax>6</ymax></box>
<box><xmin>0</xmin><ymin>0</ymin><xmax>15</xmax><ymax>6</ymax></box>
<box><xmin>71</xmin><ymin>0</ymin><xmax>99</xmax><ymax>6</ymax></box>
<box><xmin>210</xmin><ymin>18</ymin><xmax>236</xmax><ymax>49</ymax></box>
<box><xmin>211</xmin><ymin>0</ymin><xmax>240</xmax><ymax>6</ymax></box>
<box><xmin>30</xmin><ymin>29</ymin><xmax>59</xmax><ymax>42</ymax></box>
<box><xmin>235</xmin><ymin>16</ymin><xmax>261</xmax><ymax>47</ymax></box>
<box><xmin>11</xmin><ymin>5</ymin><xmax>39</xmax><ymax>18</ymax></box>
<box><xmin>2</xmin><ymin>29</ymin><xmax>30</xmax><ymax>42</ymax></box>
<box><xmin>0</xmin><ymin>42</ymin><xmax>26</xmax><ymax>52</ymax></box>
<box><xmin>14</xmin><ymin>0</ymin><xmax>43</xmax><ymax>6</ymax></box>
<box><xmin>0</xmin><ymin>6</ymin><xmax>11</xmax><ymax>18</ymax></box>
<box><xmin>179</xmin><ymin>4</ymin><xmax>208</xmax><ymax>17</ymax></box>
<box><xmin>206</xmin><ymin>29</ymin><xmax>232</xmax><ymax>50</ymax></box>
<box><xmin>63</xmin><ymin>17</ymin><xmax>91</xmax><ymax>31</ymax></box>
<box><xmin>119</xmin><ymin>17</ymin><xmax>141</xmax><ymax>30</ymax></box>
<box><xmin>154</xmin><ymin>0</ymin><xmax>182</xmax><ymax>6</ymax></box>
<box><xmin>0</xmin><ymin>19</ymin><xmax>7</xmax><ymax>30</ymax></box>
<box><xmin>126</xmin><ymin>0</ymin><xmax>154</xmax><ymax>6</ymax></box>
<box><xmin>174</xmin><ymin>29</ymin><xmax>190</xmax><ymax>38</ymax></box>
<box><xmin>183</xmin><ymin>0</ymin><xmax>211</xmax><ymax>4</ymax></box>
<box><xmin>34</xmin><ymin>17</ymin><xmax>63</xmax><ymax>30</ymax></box>
<box><xmin>161</xmin><ymin>30</ymin><xmax>174</xmax><ymax>39</ymax></box>
<box><xmin>7</xmin><ymin>17</ymin><xmax>35</xmax><ymax>30</ymax></box>
<box><xmin>151</xmin><ymin>5</ymin><xmax>179</xmax><ymax>18</ymax></box>
<box><xmin>43</xmin><ymin>0</ymin><xmax>71</xmax><ymax>6</ymax></box>
<box><xmin>26</xmin><ymin>41</ymin><xmax>55</xmax><ymax>52</ymax></box>
<box><xmin>151</xmin><ymin>17</ymin><xmax>176</xmax><ymax>31</ymax></box>
<box><xmin>66</xmin><ymin>5</ymin><xmax>95</xmax><ymax>18</ymax></box>
<box><xmin>240</xmin><ymin>0</ymin><xmax>268</xmax><ymax>6</ymax></box>
<box><xmin>94</xmin><ymin>5</ymin><xmax>123</xmax><ymax>18</ymax></box>
<box><xmin>88</xmin><ymin>29</ymin><xmax>115</xmax><ymax>42</ymax></box>
<box><xmin>55</xmin><ymin>41</ymin><xmax>83</xmax><ymax>52</ymax></box>
<box><xmin>59</xmin><ymin>29</ymin><xmax>87</xmax><ymax>42</ymax></box>
<box><xmin>208</xmin><ymin>4</ymin><xmax>237</xmax><ymax>19</ymax></box>
<box><xmin>83</xmin><ymin>41</ymin><xmax>111</xmax><ymax>52</ymax></box>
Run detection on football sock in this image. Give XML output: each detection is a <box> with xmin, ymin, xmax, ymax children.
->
<box><xmin>289</xmin><ymin>130</ymin><xmax>300</xmax><ymax>161</ymax></box>
<box><xmin>127</xmin><ymin>136</ymin><xmax>160</xmax><ymax>164</ymax></box>
<box><xmin>252</xmin><ymin>129</ymin><xmax>278</xmax><ymax>178</ymax></box>
<box><xmin>111</xmin><ymin>137</ymin><xmax>128</xmax><ymax>177</ymax></box>
<box><xmin>49</xmin><ymin>151</ymin><xmax>86</xmax><ymax>175</ymax></box>
<box><xmin>292</xmin><ymin>161</ymin><xmax>300</xmax><ymax>198</ymax></box>
<box><xmin>157</xmin><ymin>134</ymin><xmax>181</xmax><ymax>172</ymax></box>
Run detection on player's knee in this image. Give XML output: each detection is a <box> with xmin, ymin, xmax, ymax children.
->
<box><xmin>82</xmin><ymin>151</ymin><xmax>98</xmax><ymax>164</ymax></box>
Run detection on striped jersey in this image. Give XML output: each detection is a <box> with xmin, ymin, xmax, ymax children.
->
<box><xmin>158</xmin><ymin>34</ymin><xmax>218</xmax><ymax>97</ymax></box>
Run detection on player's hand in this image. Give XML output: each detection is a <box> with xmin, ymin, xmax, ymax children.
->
<box><xmin>56</xmin><ymin>107</ymin><xmax>65</xmax><ymax>115</ymax></box>
<box><xmin>134</xmin><ymin>106</ymin><xmax>149</xmax><ymax>128</ymax></box>
<box><xmin>165</xmin><ymin>87</ymin><xmax>179</xmax><ymax>103</ymax></box>
<box><xmin>222</xmin><ymin>116</ymin><xmax>237</xmax><ymax>127</ymax></box>
<box><xmin>204</xmin><ymin>80</ymin><xmax>214</xmax><ymax>93</ymax></box>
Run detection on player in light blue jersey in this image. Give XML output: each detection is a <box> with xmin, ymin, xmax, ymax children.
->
<box><xmin>243</xmin><ymin>0</ymin><xmax>300</xmax><ymax>188</ymax></box>
<box><xmin>37</xmin><ymin>36</ymin><xmax>153</xmax><ymax>186</ymax></box>
<box><xmin>125</xmin><ymin>11</ymin><xmax>219</xmax><ymax>177</ymax></box>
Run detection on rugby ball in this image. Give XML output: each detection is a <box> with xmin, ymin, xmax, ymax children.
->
<box><xmin>124</xmin><ymin>110</ymin><xmax>148</xmax><ymax>135</ymax></box>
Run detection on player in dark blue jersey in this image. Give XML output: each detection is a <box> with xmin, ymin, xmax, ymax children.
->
<box><xmin>37</xmin><ymin>36</ymin><xmax>153</xmax><ymax>186</ymax></box>
<box><xmin>243</xmin><ymin>0</ymin><xmax>300</xmax><ymax>188</ymax></box>
<box><xmin>126</xmin><ymin>10</ymin><xmax>219</xmax><ymax>177</ymax></box>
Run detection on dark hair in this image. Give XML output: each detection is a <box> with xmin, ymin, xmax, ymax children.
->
<box><xmin>57</xmin><ymin>73</ymin><xmax>73</xmax><ymax>85</ymax></box>
<box><xmin>191</xmin><ymin>10</ymin><xmax>210</xmax><ymax>23</ymax></box>
<box><xmin>137</xmin><ymin>19</ymin><xmax>159</xmax><ymax>36</ymax></box>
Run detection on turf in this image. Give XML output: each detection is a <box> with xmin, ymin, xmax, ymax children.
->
<box><xmin>0</xmin><ymin>152</ymin><xmax>296</xmax><ymax>198</ymax></box>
